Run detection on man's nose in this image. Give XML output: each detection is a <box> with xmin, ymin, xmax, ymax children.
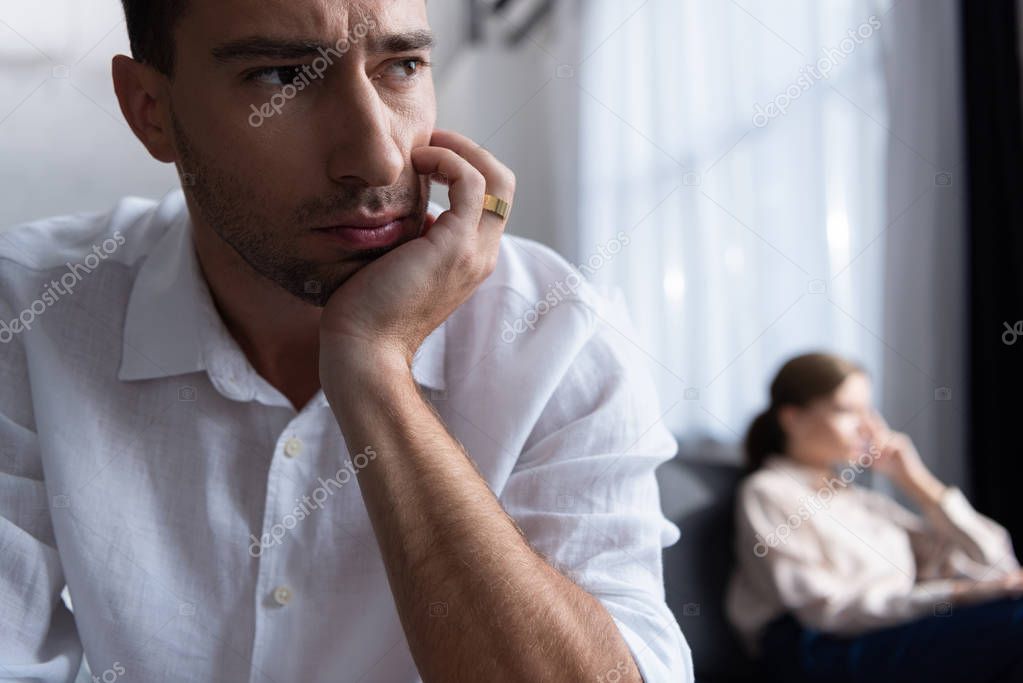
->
<box><xmin>324</xmin><ymin>80</ymin><xmax>405</xmax><ymax>189</ymax></box>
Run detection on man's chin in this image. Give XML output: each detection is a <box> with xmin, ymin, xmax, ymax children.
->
<box><xmin>267</xmin><ymin>265</ymin><xmax>350</xmax><ymax>308</ymax></box>
<box><xmin>283</xmin><ymin>249</ymin><xmax>392</xmax><ymax>306</ymax></box>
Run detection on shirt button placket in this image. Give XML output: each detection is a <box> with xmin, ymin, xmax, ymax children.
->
<box><xmin>272</xmin><ymin>585</ymin><xmax>292</xmax><ymax>607</ymax></box>
<box><xmin>283</xmin><ymin>436</ymin><xmax>303</xmax><ymax>459</ymax></box>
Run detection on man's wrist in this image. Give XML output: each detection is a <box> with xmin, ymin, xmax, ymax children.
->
<box><xmin>320</xmin><ymin>337</ymin><xmax>416</xmax><ymax>405</ymax></box>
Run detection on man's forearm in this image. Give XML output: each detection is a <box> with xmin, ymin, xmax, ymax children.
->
<box><xmin>325</xmin><ymin>352</ymin><xmax>641</xmax><ymax>683</ymax></box>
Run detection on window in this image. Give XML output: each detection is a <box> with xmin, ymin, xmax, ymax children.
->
<box><xmin>577</xmin><ymin>0</ymin><xmax>892</xmax><ymax>446</ymax></box>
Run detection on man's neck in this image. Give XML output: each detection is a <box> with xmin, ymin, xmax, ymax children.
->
<box><xmin>191</xmin><ymin>223</ymin><xmax>323</xmax><ymax>411</ymax></box>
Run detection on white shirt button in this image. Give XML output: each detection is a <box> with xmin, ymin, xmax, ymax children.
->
<box><xmin>283</xmin><ymin>437</ymin><xmax>303</xmax><ymax>458</ymax></box>
<box><xmin>272</xmin><ymin>585</ymin><xmax>292</xmax><ymax>606</ymax></box>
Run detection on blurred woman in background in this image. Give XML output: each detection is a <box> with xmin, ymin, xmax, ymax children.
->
<box><xmin>726</xmin><ymin>352</ymin><xmax>1023</xmax><ymax>683</ymax></box>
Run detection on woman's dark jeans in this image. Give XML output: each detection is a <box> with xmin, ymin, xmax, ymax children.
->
<box><xmin>758</xmin><ymin>596</ymin><xmax>1023</xmax><ymax>683</ymax></box>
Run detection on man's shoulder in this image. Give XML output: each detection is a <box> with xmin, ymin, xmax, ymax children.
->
<box><xmin>455</xmin><ymin>232</ymin><xmax>649</xmax><ymax>385</ymax></box>
<box><xmin>435</xmin><ymin>233</ymin><xmax>632</xmax><ymax>396</ymax></box>
<box><xmin>480</xmin><ymin>233</ymin><xmax>606</xmax><ymax>316</ymax></box>
<box><xmin>0</xmin><ymin>191</ymin><xmax>186</xmax><ymax>288</ymax></box>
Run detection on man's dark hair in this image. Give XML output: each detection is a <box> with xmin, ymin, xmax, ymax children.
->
<box><xmin>120</xmin><ymin>0</ymin><xmax>189</xmax><ymax>76</ymax></box>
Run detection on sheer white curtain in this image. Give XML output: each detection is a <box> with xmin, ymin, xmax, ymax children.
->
<box><xmin>574</xmin><ymin>0</ymin><xmax>893</xmax><ymax>450</ymax></box>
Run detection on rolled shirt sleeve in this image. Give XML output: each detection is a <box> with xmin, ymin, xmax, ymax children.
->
<box><xmin>498</xmin><ymin>290</ymin><xmax>694</xmax><ymax>682</ymax></box>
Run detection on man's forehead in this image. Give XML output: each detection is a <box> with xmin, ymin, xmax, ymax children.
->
<box><xmin>187</xmin><ymin>0</ymin><xmax>429</xmax><ymax>45</ymax></box>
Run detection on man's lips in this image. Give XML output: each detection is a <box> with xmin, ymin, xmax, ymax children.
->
<box><xmin>312</xmin><ymin>216</ymin><xmax>410</xmax><ymax>250</ymax></box>
<box><xmin>315</xmin><ymin>212</ymin><xmax>409</xmax><ymax>230</ymax></box>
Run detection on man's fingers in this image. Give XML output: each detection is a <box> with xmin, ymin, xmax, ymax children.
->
<box><xmin>413</xmin><ymin>130</ymin><xmax>515</xmax><ymax>277</ymax></box>
<box><xmin>428</xmin><ymin>129</ymin><xmax>515</xmax><ymax>241</ymax></box>
<box><xmin>429</xmin><ymin>130</ymin><xmax>516</xmax><ymax>204</ymax></box>
<box><xmin>411</xmin><ymin>146</ymin><xmax>486</xmax><ymax>233</ymax></box>
<box><xmin>411</xmin><ymin>145</ymin><xmax>502</xmax><ymax>277</ymax></box>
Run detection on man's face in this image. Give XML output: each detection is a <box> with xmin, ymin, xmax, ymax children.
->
<box><xmin>167</xmin><ymin>0</ymin><xmax>436</xmax><ymax>305</ymax></box>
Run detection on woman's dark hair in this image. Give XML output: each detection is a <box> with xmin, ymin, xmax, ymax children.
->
<box><xmin>744</xmin><ymin>352</ymin><xmax>866</xmax><ymax>471</ymax></box>
<box><xmin>120</xmin><ymin>0</ymin><xmax>189</xmax><ymax>77</ymax></box>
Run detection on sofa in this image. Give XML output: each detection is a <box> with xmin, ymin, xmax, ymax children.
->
<box><xmin>657</xmin><ymin>454</ymin><xmax>763</xmax><ymax>682</ymax></box>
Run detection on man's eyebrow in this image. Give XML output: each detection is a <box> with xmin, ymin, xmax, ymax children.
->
<box><xmin>365</xmin><ymin>29</ymin><xmax>435</xmax><ymax>54</ymax></box>
<box><xmin>211</xmin><ymin>38</ymin><xmax>331</xmax><ymax>63</ymax></box>
<box><xmin>210</xmin><ymin>30</ymin><xmax>435</xmax><ymax>63</ymax></box>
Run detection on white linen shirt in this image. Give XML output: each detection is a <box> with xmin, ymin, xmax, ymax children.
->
<box><xmin>0</xmin><ymin>190</ymin><xmax>693</xmax><ymax>683</ymax></box>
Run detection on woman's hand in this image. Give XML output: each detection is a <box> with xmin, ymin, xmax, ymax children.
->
<box><xmin>949</xmin><ymin>570</ymin><xmax>1023</xmax><ymax>606</ymax></box>
<box><xmin>865</xmin><ymin>410</ymin><xmax>947</xmax><ymax>504</ymax></box>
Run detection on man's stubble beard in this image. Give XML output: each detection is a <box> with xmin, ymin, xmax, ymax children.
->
<box><xmin>170</xmin><ymin>108</ymin><xmax>429</xmax><ymax>307</ymax></box>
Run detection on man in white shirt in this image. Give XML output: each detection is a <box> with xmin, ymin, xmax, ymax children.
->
<box><xmin>0</xmin><ymin>1</ymin><xmax>693</xmax><ymax>681</ymax></box>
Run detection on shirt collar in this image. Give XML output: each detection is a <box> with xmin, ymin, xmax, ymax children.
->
<box><xmin>118</xmin><ymin>192</ymin><xmax>447</xmax><ymax>395</ymax></box>
<box><xmin>762</xmin><ymin>452</ymin><xmax>856</xmax><ymax>489</ymax></box>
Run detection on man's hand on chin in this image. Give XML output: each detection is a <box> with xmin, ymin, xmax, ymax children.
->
<box><xmin>317</xmin><ymin>128</ymin><xmax>515</xmax><ymax>401</ymax></box>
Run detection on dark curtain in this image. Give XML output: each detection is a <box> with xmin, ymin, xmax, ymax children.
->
<box><xmin>961</xmin><ymin>0</ymin><xmax>1023</xmax><ymax>557</ymax></box>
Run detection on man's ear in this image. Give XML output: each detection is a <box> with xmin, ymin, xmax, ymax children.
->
<box><xmin>111</xmin><ymin>55</ymin><xmax>177</xmax><ymax>163</ymax></box>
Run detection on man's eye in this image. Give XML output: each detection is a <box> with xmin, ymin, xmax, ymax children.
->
<box><xmin>246</xmin><ymin>66</ymin><xmax>305</xmax><ymax>87</ymax></box>
<box><xmin>385</xmin><ymin>57</ymin><xmax>431</xmax><ymax>81</ymax></box>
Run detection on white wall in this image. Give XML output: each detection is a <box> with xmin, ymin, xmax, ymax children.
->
<box><xmin>427</xmin><ymin>0</ymin><xmax>579</xmax><ymax>252</ymax></box>
<box><xmin>0</xmin><ymin>1</ymin><xmax>179</xmax><ymax>229</ymax></box>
